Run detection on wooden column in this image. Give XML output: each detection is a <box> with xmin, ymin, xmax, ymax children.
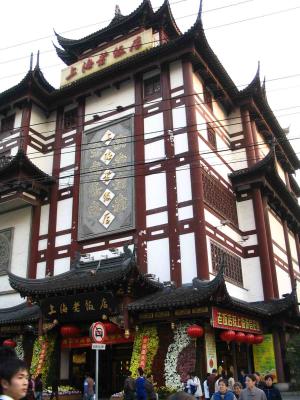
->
<box><xmin>134</xmin><ymin>73</ymin><xmax>147</xmax><ymax>273</ymax></box>
<box><xmin>272</xmin><ymin>330</ymin><xmax>285</xmax><ymax>382</ymax></box>
<box><xmin>182</xmin><ymin>58</ymin><xmax>209</xmax><ymax>280</ymax></box>
<box><xmin>161</xmin><ymin>63</ymin><xmax>182</xmax><ymax>286</ymax></box>
<box><xmin>20</xmin><ymin>100</ymin><xmax>32</xmax><ymax>152</ymax></box>
<box><xmin>70</xmin><ymin>97</ymin><xmax>85</xmax><ymax>262</ymax></box>
<box><xmin>295</xmin><ymin>233</ymin><xmax>300</xmax><ymax>271</ymax></box>
<box><xmin>263</xmin><ymin>198</ymin><xmax>279</xmax><ymax>298</ymax></box>
<box><xmin>285</xmin><ymin>171</ymin><xmax>291</xmax><ymax>191</ymax></box>
<box><xmin>252</xmin><ymin>188</ymin><xmax>274</xmax><ymax>300</ymax></box>
<box><xmin>241</xmin><ymin>107</ymin><xmax>256</xmax><ymax>167</ymax></box>
<box><xmin>283</xmin><ymin>220</ymin><xmax>295</xmax><ymax>287</ymax></box>
<box><xmin>28</xmin><ymin>204</ymin><xmax>41</xmax><ymax>278</ymax></box>
<box><xmin>46</xmin><ymin>107</ymin><xmax>64</xmax><ymax>275</ymax></box>
<box><xmin>250</xmin><ymin>120</ymin><xmax>260</xmax><ymax>161</ymax></box>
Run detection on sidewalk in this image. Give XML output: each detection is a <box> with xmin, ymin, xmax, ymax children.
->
<box><xmin>282</xmin><ymin>393</ymin><xmax>300</xmax><ymax>399</ymax></box>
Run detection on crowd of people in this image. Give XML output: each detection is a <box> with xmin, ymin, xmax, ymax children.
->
<box><xmin>0</xmin><ymin>345</ymin><xmax>283</xmax><ymax>400</ymax></box>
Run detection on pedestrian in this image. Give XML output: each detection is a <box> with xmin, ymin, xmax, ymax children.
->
<box><xmin>238</xmin><ymin>371</ymin><xmax>246</xmax><ymax>389</ymax></box>
<box><xmin>210</xmin><ymin>379</ymin><xmax>236</xmax><ymax>400</ymax></box>
<box><xmin>239</xmin><ymin>374</ymin><xmax>267</xmax><ymax>400</ymax></box>
<box><xmin>185</xmin><ymin>373</ymin><xmax>196</xmax><ymax>395</ymax></box>
<box><xmin>26</xmin><ymin>374</ymin><xmax>35</xmax><ymax>400</ymax></box>
<box><xmin>83</xmin><ymin>372</ymin><xmax>95</xmax><ymax>400</ymax></box>
<box><xmin>135</xmin><ymin>367</ymin><xmax>147</xmax><ymax>400</ymax></box>
<box><xmin>0</xmin><ymin>358</ymin><xmax>29</xmax><ymax>400</ymax></box>
<box><xmin>207</xmin><ymin>369</ymin><xmax>218</xmax><ymax>398</ymax></box>
<box><xmin>232</xmin><ymin>383</ymin><xmax>242</xmax><ymax>399</ymax></box>
<box><xmin>167</xmin><ymin>392</ymin><xmax>195</xmax><ymax>400</ymax></box>
<box><xmin>124</xmin><ymin>371</ymin><xmax>135</xmax><ymax>400</ymax></box>
<box><xmin>191</xmin><ymin>372</ymin><xmax>203</xmax><ymax>400</ymax></box>
<box><xmin>263</xmin><ymin>375</ymin><xmax>282</xmax><ymax>400</ymax></box>
<box><xmin>203</xmin><ymin>373</ymin><xmax>210</xmax><ymax>400</ymax></box>
<box><xmin>254</xmin><ymin>373</ymin><xmax>265</xmax><ymax>390</ymax></box>
<box><xmin>49</xmin><ymin>377</ymin><xmax>59</xmax><ymax>400</ymax></box>
<box><xmin>227</xmin><ymin>373</ymin><xmax>234</xmax><ymax>391</ymax></box>
<box><xmin>34</xmin><ymin>374</ymin><xmax>43</xmax><ymax>400</ymax></box>
<box><xmin>145</xmin><ymin>374</ymin><xmax>157</xmax><ymax>400</ymax></box>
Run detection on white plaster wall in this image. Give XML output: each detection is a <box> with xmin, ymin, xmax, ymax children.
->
<box><xmin>54</xmin><ymin>257</ymin><xmax>70</xmax><ymax>276</ymax></box>
<box><xmin>228</xmin><ymin>148</ymin><xmax>248</xmax><ymax>171</ymax></box>
<box><xmin>276</xmin><ymin>159</ymin><xmax>286</xmax><ymax>184</ymax></box>
<box><xmin>192</xmin><ymin>73</ymin><xmax>204</xmax><ymax>101</ymax></box>
<box><xmin>195</xmin><ymin>110</ymin><xmax>207</xmax><ymax>139</ymax></box>
<box><xmin>36</xmin><ymin>262</ymin><xmax>46</xmax><ymax>279</ymax></box>
<box><xmin>14</xmin><ymin>110</ymin><xmax>23</xmax><ymax>132</ymax></box>
<box><xmin>0</xmin><ymin>207</ymin><xmax>31</xmax><ymax>279</ymax></box>
<box><xmin>180</xmin><ymin>233</ymin><xmax>197</xmax><ymax>283</ymax></box>
<box><xmin>39</xmin><ymin>204</ymin><xmax>50</xmax><ymax>236</ymax></box>
<box><xmin>59</xmin><ymin>168</ymin><xmax>74</xmax><ymax>189</ymax></box>
<box><xmin>176</xmin><ymin>165</ymin><xmax>192</xmax><ymax>203</ymax></box>
<box><xmin>204</xmin><ymin>208</ymin><xmax>242</xmax><ymax>244</ymax></box>
<box><xmin>276</xmin><ymin>266</ymin><xmax>292</xmax><ymax>297</ymax></box>
<box><xmin>146</xmin><ymin>212</ymin><xmax>168</xmax><ymax>227</ymax></box>
<box><xmin>213</xmin><ymin>101</ymin><xmax>226</xmax><ymax>126</ymax></box>
<box><xmin>0</xmin><ymin>291</ymin><xmax>23</xmax><ymax>308</ymax></box>
<box><xmin>60</xmin><ymin>145</ymin><xmax>76</xmax><ymax>169</ymax></box>
<box><xmin>172</xmin><ymin>106</ymin><xmax>187</xmax><ymax>130</ymax></box>
<box><xmin>227</xmin><ymin>109</ymin><xmax>242</xmax><ymax>135</ymax></box>
<box><xmin>56</xmin><ymin>198</ymin><xmax>73</xmax><ymax>231</ymax></box>
<box><xmin>27</xmin><ymin>146</ymin><xmax>53</xmax><ymax>176</ymax></box>
<box><xmin>30</xmin><ymin>104</ymin><xmax>47</xmax><ymax>134</ymax></box>
<box><xmin>169</xmin><ymin>60</ymin><xmax>183</xmax><ymax>89</ymax></box>
<box><xmin>273</xmin><ymin>244</ymin><xmax>288</xmax><ymax>264</ymax></box>
<box><xmin>178</xmin><ymin>205</ymin><xmax>193</xmax><ymax>221</ymax></box>
<box><xmin>144</xmin><ymin>112</ymin><xmax>164</xmax><ymax>140</ymax></box>
<box><xmin>55</xmin><ymin>234</ymin><xmax>72</xmax><ymax>247</ymax></box>
<box><xmin>241</xmin><ymin>257</ymin><xmax>264</xmax><ymax>301</ymax></box>
<box><xmin>145</xmin><ymin>172</ymin><xmax>167</xmax><ymax>210</ymax></box>
<box><xmin>198</xmin><ymin>138</ymin><xmax>231</xmax><ymax>182</ymax></box>
<box><xmin>144</xmin><ymin>139</ymin><xmax>165</xmax><ymax>163</ymax></box>
<box><xmin>288</xmin><ymin>231</ymin><xmax>298</xmax><ymax>260</ymax></box>
<box><xmin>236</xmin><ymin>199</ymin><xmax>256</xmax><ymax>231</ymax></box>
<box><xmin>84</xmin><ymin>81</ymin><xmax>135</xmax><ymax>124</ymax></box>
<box><xmin>256</xmin><ymin>132</ymin><xmax>270</xmax><ymax>159</ymax></box>
<box><xmin>147</xmin><ymin>238</ymin><xmax>170</xmax><ymax>282</ymax></box>
<box><xmin>268</xmin><ymin>211</ymin><xmax>286</xmax><ymax>250</ymax></box>
<box><xmin>174</xmin><ymin>132</ymin><xmax>188</xmax><ymax>155</ymax></box>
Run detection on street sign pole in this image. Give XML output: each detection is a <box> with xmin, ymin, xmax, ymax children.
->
<box><xmin>95</xmin><ymin>349</ymin><xmax>99</xmax><ymax>400</ymax></box>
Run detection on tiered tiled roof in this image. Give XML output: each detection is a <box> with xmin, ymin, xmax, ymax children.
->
<box><xmin>0</xmin><ymin>302</ymin><xmax>40</xmax><ymax>325</ymax></box>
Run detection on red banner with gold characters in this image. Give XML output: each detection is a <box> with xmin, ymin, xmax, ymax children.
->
<box><xmin>139</xmin><ymin>336</ymin><xmax>149</xmax><ymax>369</ymax></box>
<box><xmin>212</xmin><ymin>307</ymin><xmax>262</xmax><ymax>333</ymax></box>
<box><xmin>61</xmin><ymin>334</ymin><xmax>134</xmax><ymax>349</ymax></box>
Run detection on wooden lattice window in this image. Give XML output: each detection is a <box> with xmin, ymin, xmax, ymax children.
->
<box><xmin>64</xmin><ymin>108</ymin><xmax>78</xmax><ymax>131</ymax></box>
<box><xmin>207</xmin><ymin>123</ymin><xmax>217</xmax><ymax>148</ymax></box>
<box><xmin>0</xmin><ymin>115</ymin><xmax>15</xmax><ymax>140</ymax></box>
<box><xmin>211</xmin><ymin>241</ymin><xmax>243</xmax><ymax>286</ymax></box>
<box><xmin>144</xmin><ymin>75</ymin><xmax>161</xmax><ymax>97</ymax></box>
<box><xmin>202</xmin><ymin>169</ymin><xmax>238</xmax><ymax>226</ymax></box>
<box><xmin>203</xmin><ymin>86</ymin><xmax>213</xmax><ymax>110</ymax></box>
<box><xmin>0</xmin><ymin>228</ymin><xmax>13</xmax><ymax>273</ymax></box>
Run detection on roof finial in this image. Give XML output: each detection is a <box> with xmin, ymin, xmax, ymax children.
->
<box><xmin>36</xmin><ymin>50</ymin><xmax>40</xmax><ymax>69</ymax></box>
<box><xmin>29</xmin><ymin>52</ymin><xmax>33</xmax><ymax>71</ymax></box>
<box><xmin>115</xmin><ymin>4</ymin><xmax>122</xmax><ymax>16</ymax></box>
<box><xmin>197</xmin><ymin>0</ymin><xmax>203</xmax><ymax>21</ymax></box>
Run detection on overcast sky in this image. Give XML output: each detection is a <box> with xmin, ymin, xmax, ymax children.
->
<box><xmin>1</xmin><ymin>0</ymin><xmax>299</xmax><ymax>182</ymax></box>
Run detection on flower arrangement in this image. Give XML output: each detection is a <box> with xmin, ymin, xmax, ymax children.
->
<box><xmin>43</xmin><ymin>386</ymin><xmax>81</xmax><ymax>395</ymax></box>
<box><xmin>129</xmin><ymin>325</ymin><xmax>159</xmax><ymax>377</ymax></box>
<box><xmin>30</xmin><ymin>333</ymin><xmax>57</xmax><ymax>385</ymax></box>
<box><xmin>164</xmin><ymin>323</ymin><xmax>191</xmax><ymax>390</ymax></box>
<box><xmin>14</xmin><ymin>335</ymin><xmax>24</xmax><ymax>360</ymax></box>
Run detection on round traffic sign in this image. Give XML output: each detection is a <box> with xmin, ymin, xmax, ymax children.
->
<box><xmin>90</xmin><ymin>322</ymin><xmax>106</xmax><ymax>343</ymax></box>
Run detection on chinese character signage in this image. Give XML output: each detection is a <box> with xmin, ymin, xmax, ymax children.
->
<box><xmin>211</xmin><ymin>307</ymin><xmax>262</xmax><ymax>334</ymax></box>
<box><xmin>41</xmin><ymin>291</ymin><xmax>117</xmax><ymax>322</ymax></box>
<box><xmin>78</xmin><ymin>116</ymin><xmax>135</xmax><ymax>239</ymax></box>
<box><xmin>205</xmin><ymin>326</ymin><xmax>218</xmax><ymax>373</ymax></box>
<box><xmin>60</xmin><ymin>29</ymin><xmax>154</xmax><ymax>87</ymax></box>
<box><xmin>139</xmin><ymin>336</ymin><xmax>149</xmax><ymax>369</ymax></box>
<box><xmin>253</xmin><ymin>334</ymin><xmax>277</xmax><ymax>381</ymax></box>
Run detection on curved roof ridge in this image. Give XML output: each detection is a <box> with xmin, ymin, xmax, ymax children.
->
<box><xmin>239</xmin><ymin>61</ymin><xmax>262</xmax><ymax>97</ymax></box>
<box><xmin>229</xmin><ymin>149</ymin><xmax>274</xmax><ymax>178</ymax></box>
<box><xmin>153</xmin><ymin>0</ymin><xmax>182</xmax><ymax>37</ymax></box>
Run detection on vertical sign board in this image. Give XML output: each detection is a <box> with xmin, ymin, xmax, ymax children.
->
<box><xmin>253</xmin><ymin>334</ymin><xmax>277</xmax><ymax>382</ymax></box>
<box><xmin>205</xmin><ymin>326</ymin><xmax>218</xmax><ymax>373</ymax></box>
<box><xmin>90</xmin><ymin>322</ymin><xmax>107</xmax><ymax>400</ymax></box>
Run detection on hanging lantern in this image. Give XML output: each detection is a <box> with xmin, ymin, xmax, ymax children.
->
<box><xmin>253</xmin><ymin>334</ymin><xmax>264</xmax><ymax>344</ymax></box>
<box><xmin>60</xmin><ymin>325</ymin><xmax>81</xmax><ymax>338</ymax></box>
<box><xmin>186</xmin><ymin>325</ymin><xmax>204</xmax><ymax>339</ymax></box>
<box><xmin>245</xmin><ymin>333</ymin><xmax>255</xmax><ymax>344</ymax></box>
<box><xmin>235</xmin><ymin>331</ymin><xmax>246</xmax><ymax>344</ymax></box>
<box><xmin>220</xmin><ymin>330</ymin><xmax>236</xmax><ymax>343</ymax></box>
<box><xmin>3</xmin><ymin>339</ymin><xmax>16</xmax><ymax>348</ymax></box>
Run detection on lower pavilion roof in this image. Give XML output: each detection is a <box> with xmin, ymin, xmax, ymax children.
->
<box><xmin>128</xmin><ymin>268</ymin><xmax>297</xmax><ymax>319</ymax></box>
<box><xmin>0</xmin><ymin>302</ymin><xmax>40</xmax><ymax>325</ymax></box>
<box><xmin>8</xmin><ymin>253</ymin><xmax>163</xmax><ymax>300</ymax></box>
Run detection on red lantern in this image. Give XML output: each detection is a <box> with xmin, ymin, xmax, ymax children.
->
<box><xmin>220</xmin><ymin>330</ymin><xmax>236</xmax><ymax>343</ymax></box>
<box><xmin>3</xmin><ymin>339</ymin><xmax>16</xmax><ymax>348</ymax></box>
<box><xmin>245</xmin><ymin>333</ymin><xmax>255</xmax><ymax>344</ymax></box>
<box><xmin>186</xmin><ymin>325</ymin><xmax>204</xmax><ymax>338</ymax></box>
<box><xmin>253</xmin><ymin>335</ymin><xmax>264</xmax><ymax>344</ymax></box>
<box><xmin>60</xmin><ymin>325</ymin><xmax>81</xmax><ymax>338</ymax></box>
<box><xmin>235</xmin><ymin>331</ymin><xmax>246</xmax><ymax>344</ymax></box>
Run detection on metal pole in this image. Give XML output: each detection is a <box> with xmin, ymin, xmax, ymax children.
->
<box><xmin>96</xmin><ymin>349</ymin><xmax>99</xmax><ymax>400</ymax></box>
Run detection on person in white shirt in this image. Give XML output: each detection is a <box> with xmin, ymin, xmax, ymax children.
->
<box><xmin>186</xmin><ymin>373</ymin><xmax>196</xmax><ymax>395</ymax></box>
<box><xmin>0</xmin><ymin>358</ymin><xmax>29</xmax><ymax>400</ymax></box>
<box><xmin>191</xmin><ymin>372</ymin><xmax>203</xmax><ymax>400</ymax></box>
<box><xmin>203</xmin><ymin>373</ymin><xmax>210</xmax><ymax>400</ymax></box>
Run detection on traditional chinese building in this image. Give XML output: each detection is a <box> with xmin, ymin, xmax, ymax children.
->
<box><xmin>1</xmin><ymin>0</ymin><xmax>300</xmax><ymax>393</ymax></box>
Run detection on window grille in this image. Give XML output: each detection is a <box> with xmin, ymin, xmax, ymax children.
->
<box><xmin>211</xmin><ymin>241</ymin><xmax>243</xmax><ymax>286</ymax></box>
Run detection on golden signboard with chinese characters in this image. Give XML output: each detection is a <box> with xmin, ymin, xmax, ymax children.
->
<box><xmin>211</xmin><ymin>307</ymin><xmax>262</xmax><ymax>334</ymax></box>
<box><xmin>41</xmin><ymin>291</ymin><xmax>117</xmax><ymax>322</ymax></box>
<box><xmin>60</xmin><ymin>29</ymin><xmax>154</xmax><ymax>87</ymax></box>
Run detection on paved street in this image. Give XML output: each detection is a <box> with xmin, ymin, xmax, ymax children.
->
<box><xmin>282</xmin><ymin>393</ymin><xmax>300</xmax><ymax>399</ymax></box>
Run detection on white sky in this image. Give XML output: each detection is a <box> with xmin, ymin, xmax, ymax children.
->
<box><xmin>0</xmin><ymin>0</ymin><xmax>300</xmax><ymax>182</ymax></box>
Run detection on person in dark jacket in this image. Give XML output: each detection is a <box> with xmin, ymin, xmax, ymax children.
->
<box><xmin>207</xmin><ymin>369</ymin><xmax>218</xmax><ymax>398</ymax></box>
<box><xmin>124</xmin><ymin>371</ymin><xmax>136</xmax><ymax>400</ymax></box>
<box><xmin>145</xmin><ymin>374</ymin><xmax>156</xmax><ymax>400</ymax></box>
<box><xmin>254</xmin><ymin>373</ymin><xmax>265</xmax><ymax>390</ymax></box>
<box><xmin>34</xmin><ymin>374</ymin><xmax>43</xmax><ymax>400</ymax></box>
<box><xmin>263</xmin><ymin>375</ymin><xmax>282</xmax><ymax>400</ymax></box>
<box><xmin>135</xmin><ymin>367</ymin><xmax>147</xmax><ymax>400</ymax></box>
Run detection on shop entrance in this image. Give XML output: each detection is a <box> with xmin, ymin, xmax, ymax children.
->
<box><xmin>69</xmin><ymin>343</ymin><xmax>132</xmax><ymax>395</ymax></box>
